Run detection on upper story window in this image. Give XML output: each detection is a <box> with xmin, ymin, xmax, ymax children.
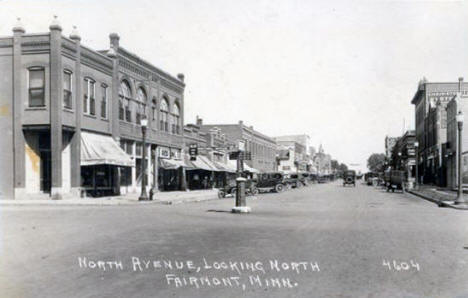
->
<box><xmin>136</xmin><ymin>87</ymin><xmax>147</xmax><ymax>125</ymax></box>
<box><xmin>151</xmin><ymin>98</ymin><xmax>157</xmax><ymax>121</ymax></box>
<box><xmin>83</xmin><ymin>77</ymin><xmax>95</xmax><ymax>116</ymax></box>
<box><xmin>172</xmin><ymin>103</ymin><xmax>181</xmax><ymax>134</ymax></box>
<box><xmin>101</xmin><ymin>84</ymin><xmax>108</xmax><ymax>119</ymax></box>
<box><xmin>119</xmin><ymin>80</ymin><xmax>132</xmax><ymax>122</ymax></box>
<box><xmin>28</xmin><ymin>67</ymin><xmax>45</xmax><ymax>107</ymax></box>
<box><xmin>160</xmin><ymin>97</ymin><xmax>169</xmax><ymax>132</ymax></box>
<box><xmin>63</xmin><ymin>70</ymin><xmax>72</xmax><ymax>109</ymax></box>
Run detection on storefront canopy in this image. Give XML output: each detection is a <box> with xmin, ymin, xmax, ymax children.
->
<box><xmin>187</xmin><ymin>155</ymin><xmax>220</xmax><ymax>172</ymax></box>
<box><xmin>159</xmin><ymin>158</ymin><xmax>192</xmax><ymax>170</ymax></box>
<box><xmin>81</xmin><ymin>131</ymin><xmax>134</xmax><ymax>167</ymax></box>
<box><xmin>213</xmin><ymin>160</ymin><xmax>237</xmax><ymax>173</ymax></box>
<box><xmin>227</xmin><ymin>160</ymin><xmax>260</xmax><ymax>173</ymax></box>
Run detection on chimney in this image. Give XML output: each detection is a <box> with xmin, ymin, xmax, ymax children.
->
<box><xmin>196</xmin><ymin>115</ymin><xmax>203</xmax><ymax>126</ymax></box>
<box><xmin>177</xmin><ymin>73</ymin><xmax>185</xmax><ymax>82</ymax></box>
<box><xmin>459</xmin><ymin>77</ymin><xmax>464</xmax><ymax>92</ymax></box>
<box><xmin>238</xmin><ymin>120</ymin><xmax>243</xmax><ymax>126</ymax></box>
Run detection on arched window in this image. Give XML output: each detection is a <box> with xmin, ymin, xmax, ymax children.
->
<box><xmin>160</xmin><ymin>97</ymin><xmax>169</xmax><ymax>132</ymax></box>
<box><xmin>119</xmin><ymin>80</ymin><xmax>131</xmax><ymax>121</ymax></box>
<box><xmin>136</xmin><ymin>87</ymin><xmax>147</xmax><ymax>124</ymax></box>
<box><xmin>172</xmin><ymin>103</ymin><xmax>180</xmax><ymax>134</ymax></box>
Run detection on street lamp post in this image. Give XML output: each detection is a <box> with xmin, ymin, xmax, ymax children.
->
<box><xmin>414</xmin><ymin>141</ymin><xmax>419</xmax><ymax>190</ymax></box>
<box><xmin>139</xmin><ymin>116</ymin><xmax>149</xmax><ymax>201</ymax></box>
<box><xmin>455</xmin><ymin>111</ymin><xmax>465</xmax><ymax>204</ymax></box>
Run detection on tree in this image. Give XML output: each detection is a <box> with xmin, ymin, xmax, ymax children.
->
<box><xmin>367</xmin><ymin>153</ymin><xmax>386</xmax><ymax>172</ymax></box>
<box><xmin>331</xmin><ymin>160</ymin><xmax>339</xmax><ymax>171</ymax></box>
<box><xmin>338</xmin><ymin>163</ymin><xmax>348</xmax><ymax>172</ymax></box>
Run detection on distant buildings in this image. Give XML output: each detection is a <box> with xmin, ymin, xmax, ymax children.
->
<box><xmin>385</xmin><ymin>136</ymin><xmax>398</xmax><ymax>160</ymax></box>
<box><xmin>274</xmin><ymin>135</ymin><xmax>310</xmax><ymax>173</ymax></box>
<box><xmin>390</xmin><ymin>130</ymin><xmax>416</xmax><ymax>188</ymax></box>
<box><xmin>197</xmin><ymin>119</ymin><xmax>277</xmax><ymax>173</ymax></box>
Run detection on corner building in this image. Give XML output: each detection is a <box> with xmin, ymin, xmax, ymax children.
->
<box><xmin>0</xmin><ymin>20</ymin><xmax>185</xmax><ymax>199</ymax></box>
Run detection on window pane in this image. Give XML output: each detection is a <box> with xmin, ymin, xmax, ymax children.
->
<box><xmin>89</xmin><ymin>81</ymin><xmax>95</xmax><ymax>97</ymax></box>
<box><xmin>29</xmin><ymin>89</ymin><xmax>45</xmax><ymax>107</ymax></box>
<box><xmin>29</xmin><ymin>69</ymin><xmax>44</xmax><ymax>88</ymax></box>
<box><xmin>63</xmin><ymin>72</ymin><xmax>71</xmax><ymax>91</ymax></box>
<box><xmin>83</xmin><ymin>95</ymin><xmax>88</xmax><ymax>113</ymax></box>
<box><xmin>63</xmin><ymin>90</ymin><xmax>72</xmax><ymax>109</ymax></box>
<box><xmin>83</xmin><ymin>80</ymin><xmax>88</xmax><ymax>96</ymax></box>
<box><xmin>101</xmin><ymin>86</ymin><xmax>107</xmax><ymax>118</ymax></box>
<box><xmin>90</xmin><ymin>97</ymin><xmax>95</xmax><ymax>115</ymax></box>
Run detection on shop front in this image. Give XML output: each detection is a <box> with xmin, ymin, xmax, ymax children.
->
<box><xmin>80</xmin><ymin>131</ymin><xmax>134</xmax><ymax>197</ymax></box>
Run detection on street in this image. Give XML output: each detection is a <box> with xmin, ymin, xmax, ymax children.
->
<box><xmin>1</xmin><ymin>181</ymin><xmax>467</xmax><ymax>298</ymax></box>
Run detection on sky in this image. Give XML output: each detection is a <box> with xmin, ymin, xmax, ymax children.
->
<box><xmin>1</xmin><ymin>0</ymin><xmax>468</xmax><ymax>172</ymax></box>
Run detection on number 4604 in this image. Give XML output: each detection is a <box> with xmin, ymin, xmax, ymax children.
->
<box><xmin>382</xmin><ymin>259</ymin><xmax>420</xmax><ymax>271</ymax></box>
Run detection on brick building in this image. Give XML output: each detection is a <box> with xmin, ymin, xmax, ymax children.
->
<box><xmin>390</xmin><ymin>130</ymin><xmax>417</xmax><ymax>188</ymax></box>
<box><xmin>0</xmin><ymin>18</ymin><xmax>185</xmax><ymax>199</ymax></box>
<box><xmin>275</xmin><ymin>137</ymin><xmax>308</xmax><ymax>173</ymax></box>
<box><xmin>196</xmin><ymin>119</ymin><xmax>277</xmax><ymax>172</ymax></box>
<box><xmin>445</xmin><ymin>83</ymin><xmax>468</xmax><ymax>189</ymax></box>
<box><xmin>411</xmin><ymin>77</ymin><xmax>468</xmax><ymax>186</ymax></box>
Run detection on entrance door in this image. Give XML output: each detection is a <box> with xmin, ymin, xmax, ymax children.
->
<box><xmin>40</xmin><ymin>151</ymin><xmax>51</xmax><ymax>193</ymax></box>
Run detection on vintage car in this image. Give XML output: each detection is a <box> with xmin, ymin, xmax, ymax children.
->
<box><xmin>317</xmin><ymin>175</ymin><xmax>328</xmax><ymax>183</ymax></box>
<box><xmin>255</xmin><ymin>172</ymin><xmax>288</xmax><ymax>193</ymax></box>
<box><xmin>343</xmin><ymin>170</ymin><xmax>356</xmax><ymax>187</ymax></box>
<box><xmin>386</xmin><ymin>170</ymin><xmax>406</xmax><ymax>192</ymax></box>
<box><xmin>217</xmin><ymin>177</ymin><xmax>258</xmax><ymax>199</ymax></box>
<box><xmin>285</xmin><ymin>173</ymin><xmax>308</xmax><ymax>188</ymax></box>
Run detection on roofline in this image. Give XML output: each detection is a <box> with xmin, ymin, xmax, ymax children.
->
<box><xmin>115</xmin><ymin>46</ymin><xmax>184</xmax><ymax>87</ymax></box>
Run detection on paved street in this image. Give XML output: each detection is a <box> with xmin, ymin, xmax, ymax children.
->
<box><xmin>1</xmin><ymin>181</ymin><xmax>467</xmax><ymax>298</ymax></box>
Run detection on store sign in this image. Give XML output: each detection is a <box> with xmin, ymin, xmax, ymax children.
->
<box><xmin>171</xmin><ymin>148</ymin><xmax>181</xmax><ymax>159</ymax></box>
<box><xmin>189</xmin><ymin>143</ymin><xmax>198</xmax><ymax>157</ymax></box>
<box><xmin>238</xmin><ymin>140</ymin><xmax>245</xmax><ymax>152</ymax></box>
<box><xmin>159</xmin><ymin>147</ymin><xmax>170</xmax><ymax>159</ymax></box>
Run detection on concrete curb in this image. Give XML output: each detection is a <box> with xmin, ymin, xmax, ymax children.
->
<box><xmin>407</xmin><ymin>190</ymin><xmax>468</xmax><ymax>210</ymax></box>
<box><xmin>0</xmin><ymin>194</ymin><xmax>220</xmax><ymax>206</ymax></box>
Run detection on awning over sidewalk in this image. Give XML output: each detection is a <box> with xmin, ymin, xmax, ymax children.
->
<box><xmin>159</xmin><ymin>158</ymin><xmax>191</xmax><ymax>170</ymax></box>
<box><xmin>213</xmin><ymin>160</ymin><xmax>237</xmax><ymax>173</ymax></box>
<box><xmin>81</xmin><ymin>131</ymin><xmax>134</xmax><ymax>167</ymax></box>
<box><xmin>227</xmin><ymin>160</ymin><xmax>260</xmax><ymax>173</ymax></box>
<box><xmin>187</xmin><ymin>155</ymin><xmax>220</xmax><ymax>171</ymax></box>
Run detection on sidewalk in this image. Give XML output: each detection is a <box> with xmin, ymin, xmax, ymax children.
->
<box><xmin>408</xmin><ymin>185</ymin><xmax>468</xmax><ymax>210</ymax></box>
<box><xmin>0</xmin><ymin>189</ymin><xmax>220</xmax><ymax>206</ymax></box>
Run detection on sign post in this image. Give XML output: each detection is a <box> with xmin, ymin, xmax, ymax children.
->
<box><xmin>232</xmin><ymin>140</ymin><xmax>251</xmax><ymax>213</ymax></box>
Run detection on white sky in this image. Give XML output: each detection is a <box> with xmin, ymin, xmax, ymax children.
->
<box><xmin>1</xmin><ymin>0</ymin><xmax>468</xmax><ymax>172</ymax></box>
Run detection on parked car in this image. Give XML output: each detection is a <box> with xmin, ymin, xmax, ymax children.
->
<box><xmin>343</xmin><ymin>170</ymin><xmax>356</xmax><ymax>187</ymax></box>
<box><xmin>286</xmin><ymin>173</ymin><xmax>308</xmax><ymax>188</ymax></box>
<box><xmin>255</xmin><ymin>172</ymin><xmax>288</xmax><ymax>193</ymax></box>
<box><xmin>386</xmin><ymin>170</ymin><xmax>406</xmax><ymax>192</ymax></box>
<box><xmin>218</xmin><ymin>177</ymin><xmax>258</xmax><ymax>198</ymax></box>
<box><xmin>317</xmin><ymin>175</ymin><xmax>328</xmax><ymax>183</ymax></box>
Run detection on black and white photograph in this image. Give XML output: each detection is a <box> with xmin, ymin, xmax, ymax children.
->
<box><xmin>0</xmin><ymin>0</ymin><xmax>467</xmax><ymax>297</ymax></box>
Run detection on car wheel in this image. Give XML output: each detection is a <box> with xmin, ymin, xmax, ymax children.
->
<box><xmin>218</xmin><ymin>191</ymin><xmax>225</xmax><ymax>199</ymax></box>
<box><xmin>275</xmin><ymin>184</ymin><xmax>284</xmax><ymax>192</ymax></box>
